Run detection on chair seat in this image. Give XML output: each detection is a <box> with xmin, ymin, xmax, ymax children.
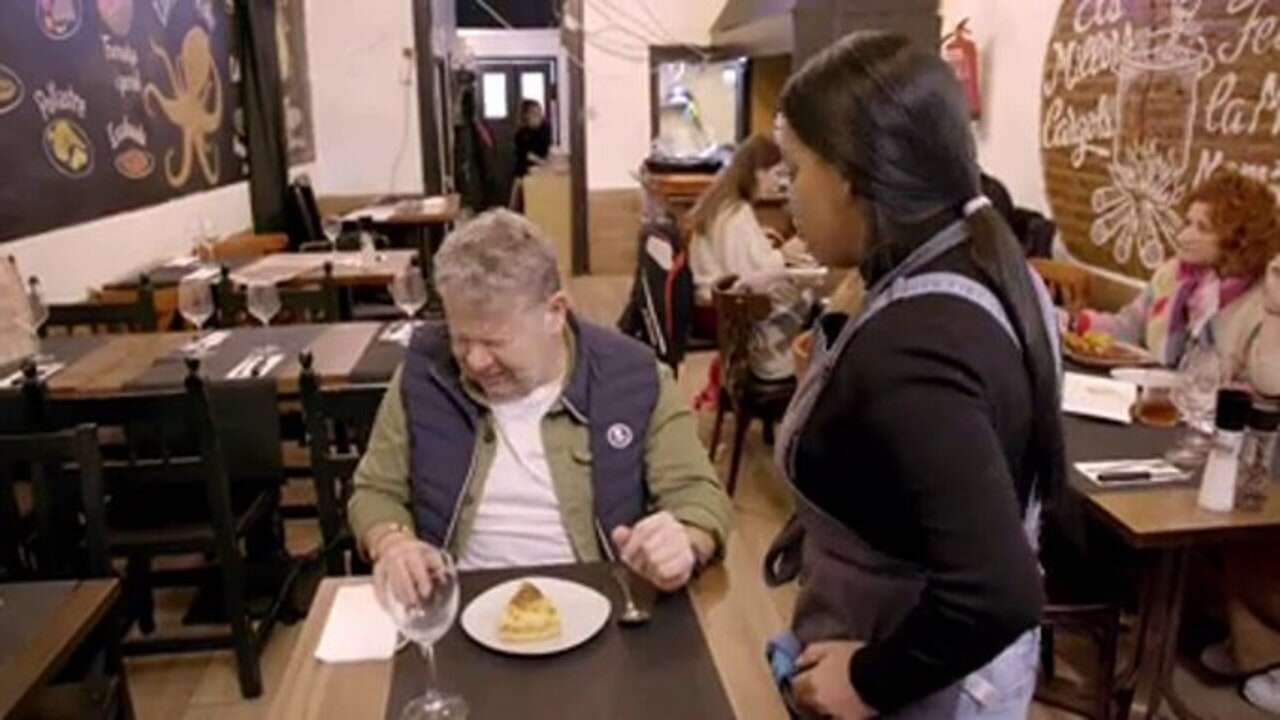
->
<box><xmin>107</xmin><ymin>489</ymin><xmax>274</xmax><ymax>554</ymax></box>
<box><xmin>739</xmin><ymin>376</ymin><xmax>797</xmax><ymax>407</ymax></box>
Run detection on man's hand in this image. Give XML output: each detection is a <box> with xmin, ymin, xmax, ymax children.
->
<box><xmin>793</xmin><ymin>641</ymin><xmax>875</xmax><ymax>720</ymax></box>
<box><xmin>372</xmin><ymin>532</ymin><xmax>445</xmax><ymax>608</ymax></box>
<box><xmin>610</xmin><ymin>511</ymin><xmax>698</xmax><ymax>592</ymax></box>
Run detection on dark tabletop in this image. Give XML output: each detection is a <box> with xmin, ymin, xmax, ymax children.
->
<box><xmin>386</xmin><ymin>563</ymin><xmax>734</xmax><ymax>720</ymax></box>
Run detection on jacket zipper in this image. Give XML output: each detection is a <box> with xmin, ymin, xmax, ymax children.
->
<box><xmin>442</xmin><ymin>420</ymin><xmax>483</xmax><ymax>551</ymax></box>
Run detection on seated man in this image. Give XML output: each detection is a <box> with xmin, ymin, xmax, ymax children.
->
<box><xmin>349</xmin><ymin>209</ymin><xmax>733</xmax><ymax>607</ymax></box>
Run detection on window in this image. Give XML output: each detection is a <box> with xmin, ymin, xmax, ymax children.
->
<box><xmin>482</xmin><ymin>72</ymin><xmax>508</xmax><ymax>120</ymax></box>
<box><xmin>520</xmin><ymin>71</ymin><xmax>546</xmax><ymax>109</ymax></box>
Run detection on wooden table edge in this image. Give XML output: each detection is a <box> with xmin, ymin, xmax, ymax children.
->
<box><xmin>0</xmin><ymin>578</ymin><xmax>121</xmax><ymax>718</ymax></box>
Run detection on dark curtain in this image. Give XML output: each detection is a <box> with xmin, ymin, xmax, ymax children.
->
<box><xmin>235</xmin><ymin>0</ymin><xmax>289</xmax><ymax>233</ymax></box>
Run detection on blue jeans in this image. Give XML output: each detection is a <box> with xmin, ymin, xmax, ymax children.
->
<box><xmin>768</xmin><ymin>629</ymin><xmax>1040</xmax><ymax>720</ymax></box>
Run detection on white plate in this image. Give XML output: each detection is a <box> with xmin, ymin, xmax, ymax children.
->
<box><xmin>460</xmin><ymin>576</ymin><xmax>611</xmax><ymax>656</ymax></box>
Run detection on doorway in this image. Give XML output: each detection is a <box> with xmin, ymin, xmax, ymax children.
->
<box><xmin>475</xmin><ymin>57</ymin><xmax>558</xmax><ymax>206</ymax></box>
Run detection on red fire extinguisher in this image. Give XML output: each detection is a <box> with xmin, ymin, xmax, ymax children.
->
<box><xmin>942</xmin><ymin>19</ymin><xmax>981</xmax><ymax>120</ymax></box>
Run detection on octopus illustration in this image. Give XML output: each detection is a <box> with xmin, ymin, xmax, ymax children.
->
<box><xmin>143</xmin><ymin>26</ymin><xmax>222</xmax><ymax>188</ymax></box>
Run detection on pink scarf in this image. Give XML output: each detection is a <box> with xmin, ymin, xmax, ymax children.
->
<box><xmin>1171</xmin><ymin>262</ymin><xmax>1254</xmax><ymax>339</ymax></box>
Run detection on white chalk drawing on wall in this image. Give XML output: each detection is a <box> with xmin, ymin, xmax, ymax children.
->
<box><xmin>1040</xmin><ymin>0</ymin><xmax>1280</xmax><ymax>279</ymax></box>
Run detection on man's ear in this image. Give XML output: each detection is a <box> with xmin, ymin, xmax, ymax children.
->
<box><xmin>545</xmin><ymin>290</ymin><xmax>570</xmax><ymax>332</ymax></box>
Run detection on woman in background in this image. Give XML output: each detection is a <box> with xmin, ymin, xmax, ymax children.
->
<box><xmin>688</xmin><ymin>135</ymin><xmax>816</xmax><ymax>381</ymax></box>
<box><xmin>514</xmin><ymin>99</ymin><xmax>552</xmax><ymax>179</ymax></box>
<box><xmin>1070</xmin><ymin>169</ymin><xmax>1280</xmax><ymax>394</ymax></box>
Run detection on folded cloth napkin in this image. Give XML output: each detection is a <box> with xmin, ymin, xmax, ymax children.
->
<box><xmin>315</xmin><ymin>584</ymin><xmax>398</xmax><ymax>663</ymax></box>
<box><xmin>766</xmin><ymin>631</ymin><xmax>821</xmax><ymax>720</ymax></box>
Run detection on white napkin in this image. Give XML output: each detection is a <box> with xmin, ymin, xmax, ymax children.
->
<box><xmin>314</xmin><ymin>584</ymin><xmax>399</xmax><ymax>663</ymax></box>
<box><xmin>343</xmin><ymin>205</ymin><xmax>396</xmax><ymax>222</ymax></box>
<box><xmin>1062</xmin><ymin>372</ymin><xmax>1137</xmax><ymax>424</ymax></box>
<box><xmin>165</xmin><ymin>255</ymin><xmax>201</xmax><ymax>268</ymax></box>
<box><xmin>182</xmin><ymin>265</ymin><xmax>222</xmax><ymax>282</ymax></box>
<box><xmin>225</xmin><ymin>352</ymin><xmax>284</xmax><ymax>380</ymax></box>
<box><xmin>181</xmin><ymin>330</ymin><xmax>231</xmax><ymax>355</ymax></box>
<box><xmin>1</xmin><ymin>362</ymin><xmax>65</xmax><ymax>387</ymax></box>
<box><xmin>1075</xmin><ymin>459</ymin><xmax>1191</xmax><ymax>487</ymax></box>
<box><xmin>380</xmin><ymin>321</ymin><xmax>414</xmax><ymax>346</ymax></box>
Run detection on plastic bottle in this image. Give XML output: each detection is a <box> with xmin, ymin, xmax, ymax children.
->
<box><xmin>1198</xmin><ymin>389</ymin><xmax>1252</xmax><ymax>512</ymax></box>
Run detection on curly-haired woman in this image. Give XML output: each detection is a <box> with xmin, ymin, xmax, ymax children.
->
<box><xmin>1072</xmin><ymin>169</ymin><xmax>1280</xmax><ymax>393</ymax></box>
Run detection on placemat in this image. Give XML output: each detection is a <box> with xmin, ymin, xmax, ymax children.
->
<box><xmin>124</xmin><ymin>325</ymin><xmax>328</xmax><ymax>391</ymax></box>
<box><xmin>385</xmin><ymin>564</ymin><xmax>733</xmax><ymax>720</ymax></box>
<box><xmin>0</xmin><ymin>334</ymin><xmax>109</xmax><ymax>385</ymax></box>
<box><xmin>347</xmin><ymin>323</ymin><xmax>409</xmax><ymax>384</ymax></box>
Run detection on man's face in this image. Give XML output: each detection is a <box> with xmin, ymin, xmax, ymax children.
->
<box><xmin>523</xmin><ymin>104</ymin><xmax>544</xmax><ymax>128</ymax></box>
<box><xmin>441</xmin><ymin>290</ymin><xmax>568</xmax><ymax>403</ymax></box>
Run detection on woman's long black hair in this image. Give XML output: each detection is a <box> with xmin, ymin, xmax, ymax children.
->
<box><xmin>781</xmin><ymin>31</ymin><xmax>1066</xmax><ymax>505</ymax></box>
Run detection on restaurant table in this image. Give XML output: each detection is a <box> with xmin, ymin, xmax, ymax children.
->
<box><xmin>1063</xmin><ymin>413</ymin><xmax>1280</xmax><ymax>720</ymax></box>
<box><xmin>1</xmin><ymin>322</ymin><xmax>406</xmax><ymax>399</ymax></box>
<box><xmin>269</xmin><ymin>564</ymin><xmax>735</xmax><ymax>720</ymax></box>
<box><xmin>0</xmin><ymin>579</ymin><xmax>125</xmax><ymax>718</ymax></box>
<box><xmin>344</xmin><ymin>195</ymin><xmax>460</xmax><ymax>312</ymax></box>
<box><xmin>229</xmin><ymin>250</ymin><xmax>418</xmax><ymax>288</ymax></box>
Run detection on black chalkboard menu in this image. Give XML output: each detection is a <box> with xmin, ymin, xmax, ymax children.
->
<box><xmin>0</xmin><ymin>0</ymin><xmax>314</xmax><ymax>244</ymax></box>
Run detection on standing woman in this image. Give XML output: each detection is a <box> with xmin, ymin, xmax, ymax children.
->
<box><xmin>767</xmin><ymin>32</ymin><xmax>1064</xmax><ymax>718</ymax></box>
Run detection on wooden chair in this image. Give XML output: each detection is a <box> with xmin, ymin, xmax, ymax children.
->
<box><xmin>25</xmin><ymin>359</ymin><xmax>286</xmax><ymax>699</ymax></box>
<box><xmin>0</xmin><ymin>425</ymin><xmax>136</xmax><ymax>720</ymax></box>
<box><xmin>198</xmin><ymin>231</ymin><xmax>289</xmax><ymax>263</ymax></box>
<box><xmin>708</xmin><ymin>275</ymin><xmax>796</xmax><ymax>496</ymax></box>
<box><xmin>38</xmin><ymin>275</ymin><xmax>158</xmax><ymax>336</ymax></box>
<box><xmin>1030</xmin><ymin>258</ymin><xmax>1091</xmax><ymax>313</ymax></box>
<box><xmin>298</xmin><ymin>352</ymin><xmax>385</xmax><ymax>575</ymax></box>
<box><xmin>214</xmin><ymin>264</ymin><xmax>342</xmax><ymax>327</ymax></box>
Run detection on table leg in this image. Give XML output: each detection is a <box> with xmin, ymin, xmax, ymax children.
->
<box><xmin>1126</xmin><ymin>547</ymin><xmax>1202</xmax><ymax>720</ymax></box>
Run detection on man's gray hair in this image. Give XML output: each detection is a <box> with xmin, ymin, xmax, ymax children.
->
<box><xmin>433</xmin><ymin>209</ymin><xmax>562</xmax><ymax>306</ymax></box>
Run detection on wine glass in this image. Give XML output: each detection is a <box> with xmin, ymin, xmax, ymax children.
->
<box><xmin>178</xmin><ymin>275</ymin><xmax>215</xmax><ymax>355</ymax></box>
<box><xmin>389</xmin><ymin>268</ymin><xmax>427</xmax><ymax>321</ymax></box>
<box><xmin>378</xmin><ymin>548</ymin><xmax>467</xmax><ymax>720</ymax></box>
<box><xmin>321</xmin><ymin>215</ymin><xmax>342</xmax><ymax>260</ymax></box>
<box><xmin>26</xmin><ymin>277</ymin><xmax>52</xmax><ymax>363</ymax></box>
<box><xmin>246</xmin><ymin>282</ymin><xmax>281</xmax><ymax>327</ymax></box>
<box><xmin>1166</xmin><ymin>339</ymin><xmax>1222</xmax><ymax>468</ymax></box>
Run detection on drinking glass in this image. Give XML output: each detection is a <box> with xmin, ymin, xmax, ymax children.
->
<box><xmin>389</xmin><ymin>269</ymin><xmax>427</xmax><ymax>320</ymax></box>
<box><xmin>246</xmin><ymin>282</ymin><xmax>281</xmax><ymax>327</ymax></box>
<box><xmin>322</xmin><ymin>215</ymin><xmax>342</xmax><ymax>259</ymax></box>
<box><xmin>26</xmin><ymin>278</ymin><xmax>52</xmax><ymax>362</ymax></box>
<box><xmin>178</xmin><ymin>275</ymin><xmax>215</xmax><ymax>354</ymax></box>
<box><xmin>378</xmin><ymin>548</ymin><xmax>467</xmax><ymax>720</ymax></box>
<box><xmin>1166</xmin><ymin>340</ymin><xmax>1222</xmax><ymax>468</ymax></box>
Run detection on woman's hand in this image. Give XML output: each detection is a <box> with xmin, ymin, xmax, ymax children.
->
<box><xmin>781</xmin><ymin>237</ymin><xmax>817</xmax><ymax>267</ymax></box>
<box><xmin>765</xmin><ymin>227</ymin><xmax>787</xmax><ymax>248</ymax></box>
<box><xmin>792</xmin><ymin>641</ymin><xmax>876</xmax><ymax>720</ymax></box>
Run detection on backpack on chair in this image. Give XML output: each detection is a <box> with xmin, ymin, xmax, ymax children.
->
<box><xmin>617</xmin><ymin>211</ymin><xmax>694</xmax><ymax>373</ymax></box>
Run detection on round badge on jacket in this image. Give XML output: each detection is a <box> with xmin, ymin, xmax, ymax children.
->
<box><xmin>606</xmin><ymin>423</ymin><xmax>634</xmax><ymax>450</ymax></box>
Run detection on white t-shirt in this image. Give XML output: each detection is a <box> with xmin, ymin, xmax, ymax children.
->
<box><xmin>457</xmin><ymin>379</ymin><xmax>577</xmax><ymax>571</ymax></box>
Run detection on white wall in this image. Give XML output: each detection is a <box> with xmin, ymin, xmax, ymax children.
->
<box><xmin>7</xmin><ymin>183</ymin><xmax>255</xmax><ymax>301</ymax></box>
<box><xmin>939</xmin><ymin>1</ymin><xmax>1057</xmax><ymax>213</ymax></box>
<box><xmin>582</xmin><ymin>0</ymin><xmax>728</xmax><ymax>189</ymax></box>
<box><xmin>306</xmin><ymin>0</ymin><xmax>423</xmax><ymax>197</ymax></box>
<box><xmin>458</xmin><ymin>29</ymin><xmax>571</xmax><ymax>151</ymax></box>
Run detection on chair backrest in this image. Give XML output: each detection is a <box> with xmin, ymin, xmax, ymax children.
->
<box><xmin>0</xmin><ymin>424</ymin><xmax>108</xmax><ymax>580</ymax></box>
<box><xmin>1030</xmin><ymin>258</ymin><xmax>1090</xmax><ymax>313</ymax></box>
<box><xmin>41</xmin><ymin>275</ymin><xmax>158</xmax><ymax>336</ymax></box>
<box><xmin>287</xmin><ymin>180</ymin><xmax>324</xmax><ymax>250</ymax></box>
<box><xmin>298</xmin><ymin>351</ymin><xmax>385</xmax><ymax>574</ymax></box>
<box><xmin>202</xmin><ymin>231</ymin><xmax>289</xmax><ymax>262</ymax></box>
<box><xmin>711</xmin><ymin>275</ymin><xmax>771</xmax><ymax>397</ymax></box>
<box><xmin>215</xmin><ymin>264</ymin><xmax>342</xmax><ymax>326</ymax></box>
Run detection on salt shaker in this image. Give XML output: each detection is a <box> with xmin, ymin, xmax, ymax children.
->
<box><xmin>1236</xmin><ymin>398</ymin><xmax>1279</xmax><ymax>512</ymax></box>
<box><xmin>1198</xmin><ymin>389</ymin><xmax>1252</xmax><ymax>513</ymax></box>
